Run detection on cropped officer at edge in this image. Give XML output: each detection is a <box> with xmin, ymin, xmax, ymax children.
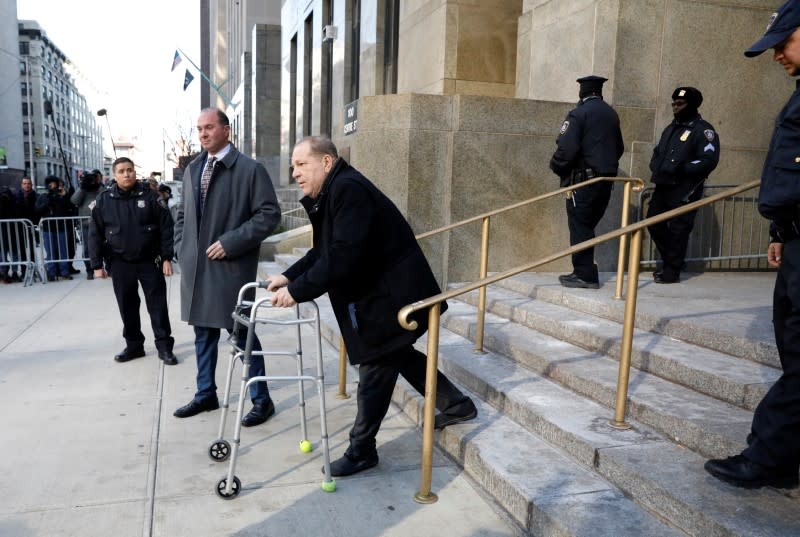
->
<box><xmin>705</xmin><ymin>0</ymin><xmax>800</xmax><ymax>489</ymax></box>
<box><xmin>89</xmin><ymin>157</ymin><xmax>178</xmax><ymax>366</ymax></box>
<box><xmin>647</xmin><ymin>86</ymin><xmax>720</xmax><ymax>284</ymax></box>
<box><xmin>550</xmin><ymin>75</ymin><xmax>625</xmax><ymax>289</ymax></box>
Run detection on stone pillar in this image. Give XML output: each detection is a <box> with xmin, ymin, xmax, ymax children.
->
<box><xmin>252</xmin><ymin>24</ymin><xmax>282</xmax><ymax>186</ymax></box>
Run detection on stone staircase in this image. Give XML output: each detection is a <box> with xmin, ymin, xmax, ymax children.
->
<box><xmin>265</xmin><ymin>254</ymin><xmax>800</xmax><ymax>536</ymax></box>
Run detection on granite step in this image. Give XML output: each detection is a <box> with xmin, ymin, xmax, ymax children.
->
<box><xmin>441</xmin><ymin>300</ymin><xmax>751</xmax><ymax>459</ymax></box>
<box><xmin>491</xmin><ymin>272</ymin><xmax>779</xmax><ymax>369</ymax></box>
<box><xmin>455</xmin><ymin>284</ymin><xmax>778</xmax><ymax>411</ymax></box>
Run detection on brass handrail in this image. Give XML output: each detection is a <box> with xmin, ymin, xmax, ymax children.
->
<box><xmin>400</xmin><ymin>179</ymin><xmax>761</xmax><ymax>503</ymax></box>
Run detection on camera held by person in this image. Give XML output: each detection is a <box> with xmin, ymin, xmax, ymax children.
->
<box><xmin>79</xmin><ymin>171</ymin><xmax>101</xmax><ymax>191</ymax></box>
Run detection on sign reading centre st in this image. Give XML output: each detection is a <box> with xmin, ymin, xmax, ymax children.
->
<box><xmin>344</xmin><ymin>100</ymin><xmax>358</xmax><ymax>136</ymax></box>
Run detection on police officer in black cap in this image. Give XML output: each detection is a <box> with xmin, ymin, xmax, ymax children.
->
<box><xmin>550</xmin><ymin>75</ymin><xmax>625</xmax><ymax>289</ymax></box>
<box><xmin>705</xmin><ymin>0</ymin><xmax>800</xmax><ymax>489</ymax></box>
<box><xmin>88</xmin><ymin>157</ymin><xmax>178</xmax><ymax>366</ymax></box>
<box><xmin>647</xmin><ymin>86</ymin><xmax>720</xmax><ymax>283</ymax></box>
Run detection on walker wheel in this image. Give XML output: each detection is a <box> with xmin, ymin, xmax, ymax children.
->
<box><xmin>208</xmin><ymin>440</ymin><xmax>231</xmax><ymax>462</ymax></box>
<box><xmin>215</xmin><ymin>476</ymin><xmax>241</xmax><ymax>499</ymax></box>
<box><xmin>321</xmin><ymin>479</ymin><xmax>337</xmax><ymax>493</ymax></box>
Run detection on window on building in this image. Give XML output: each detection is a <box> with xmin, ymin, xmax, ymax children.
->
<box><xmin>21</xmin><ymin>81</ymin><xmax>27</xmax><ymax>97</ymax></box>
<box><xmin>347</xmin><ymin>0</ymin><xmax>361</xmax><ymax>103</ymax></box>
<box><xmin>321</xmin><ymin>0</ymin><xmax>334</xmax><ymax>137</ymax></box>
<box><xmin>19</xmin><ymin>41</ymin><xmax>29</xmax><ymax>55</ymax></box>
<box><xmin>22</xmin><ymin>102</ymin><xmax>28</xmax><ymax>116</ymax></box>
<box><xmin>19</xmin><ymin>61</ymin><xmax>26</xmax><ymax>74</ymax></box>
<box><xmin>290</xmin><ymin>33</ymin><xmax>298</xmax><ymax>148</ymax></box>
<box><xmin>303</xmin><ymin>13</ymin><xmax>313</xmax><ymax>137</ymax></box>
<box><xmin>383</xmin><ymin>0</ymin><xmax>400</xmax><ymax>94</ymax></box>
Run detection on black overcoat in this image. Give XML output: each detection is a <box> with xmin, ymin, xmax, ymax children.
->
<box><xmin>283</xmin><ymin>159</ymin><xmax>445</xmax><ymax>364</ymax></box>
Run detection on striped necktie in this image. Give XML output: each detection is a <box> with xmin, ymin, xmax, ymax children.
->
<box><xmin>200</xmin><ymin>156</ymin><xmax>216</xmax><ymax>206</ymax></box>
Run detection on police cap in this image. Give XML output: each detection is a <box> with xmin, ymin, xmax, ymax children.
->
<box><xmin>745</xmin><ymin>0</ymin><xmax>800</xmax><ymax>57</ymax></box>
<box><xmin>44</xmin><ymin>175</ymin><xmax>61</xmax><ymax>186</ymax></box>
<box><xmin>158</xmin><ymin>184</ymin><xmax>172</xmax><ymax>194</ymax></box>
<box><xmin>671</xmin><ymin>86</ymin><xmax>703</xmax><ymax>108</ymax></box>
<box><xmin>576</xmin><ymin>75</ymin><xmax>608</xmax><ymax>95</ymax></box>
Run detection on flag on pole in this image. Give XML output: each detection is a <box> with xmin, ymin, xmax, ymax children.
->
<box><xmin>170</xmin><ymin>50</ymin><xmax>181</xmax><ymax>72</ymax></box>
<box><xmin>183</xmin><ymin>69</ymin><xmax>194</xmax><ymax>90</ymax></box>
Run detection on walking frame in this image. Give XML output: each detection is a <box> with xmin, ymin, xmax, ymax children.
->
<box><xmin>208</xmin><ymin>281</ymin><xmax>336</xmax><ymax>499</ymax></box>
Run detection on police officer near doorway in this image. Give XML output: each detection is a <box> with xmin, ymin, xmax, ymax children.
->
<box><xmin>647</xmin><ymin>87</ymin><xmax>720</xmax><ymax>284</ymax></box>
<box><xmin>705</xmin><ymin>0</ymin><xmax>800</xmax><ymax>489</ymax></box>
<box><xmin>550</xmin><ymin>75</ymin><xmax>625</xmax><ymax>289</ymax></box>
<box><xmin>88</xmin><ymin>157</ymin><xmax>178</xmax><ymax>366</ymax></box>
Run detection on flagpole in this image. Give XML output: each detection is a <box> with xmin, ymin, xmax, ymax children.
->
<box><xmin>176</xmin><ymin>47</ymin><xmax>235</xmax><ymax>109</ymax></box>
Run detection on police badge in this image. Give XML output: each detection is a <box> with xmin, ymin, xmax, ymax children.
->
<box><xmin>680</xmin><ymin>130</ymin><xmax>690</xmax><ymax>142</ymax></box>
<box><xmin>137</xmin><ymin>200</ymin><xmax>146</xmax><ymax>208</ymax></box>
<box><xmin>88</xmin><ymin>200</ymin><xmax>96</xmax><ymax>211</ymax></box>
<box><xmin>704</xmin><ymin>129</ymin><xmax>715</xmax><ymax>142</ymax></box>
<box><xmin>559</xmin><ymin>120</ymin><xmax>569</xmax><ymax>135</ymax></box>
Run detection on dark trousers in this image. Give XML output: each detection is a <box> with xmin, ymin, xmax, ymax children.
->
<box><xmin>743</xmin><ymin>238</ymin><xmax>800</xmax><ymax>470</ymax></box>
<box><xmin>566</xmin><ymin>181</ymin><xmax>612</xmax><ymax>282</ymax></box>
<box><xmin>347</xmin><ymin>345</ymin><xmax>468</xmax><ymax>459</ymax></box>
<box><xmin>193</xmin><ymin>325</ymin><xmax>270</xmax><ymax>406</ymax></box>
<box><xmin>110</xmin><ymin>259</ymin><xmax>173</xmax><ymax>352</ymax></box>
<box><xmin>647</xmin><ymin>183</ymin><xmax>702</xmax><ymax>277</ymax></box>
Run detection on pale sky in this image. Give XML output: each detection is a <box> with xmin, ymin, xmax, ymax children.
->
<box><xmin>17</xmin><ymin>0</ymin><xmax>202</xmax><ymax>175</ymax></box>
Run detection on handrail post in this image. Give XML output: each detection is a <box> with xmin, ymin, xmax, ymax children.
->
<box><xmin>614</xmin><ymin>180</ymin><xmax>633</xmax><ymax>300</ymax></box>
<box><xmin>414</xmin><ymin>303</ymin><xmax>442</xmax><ymax>504</ymax></box>
<box><xmin>610</xmin><ymin>227</ymin><xmax>642</xmax><ymax>429</ymax></box>
<box><xmin>336</xmin><ymin>337</ymin><xmax>350</xmax><ymax>399</ymax></box>
<box><xmin>474</xmin><ymin>217</ymin><xmax>490</xmax><ymax>354</ymax></box>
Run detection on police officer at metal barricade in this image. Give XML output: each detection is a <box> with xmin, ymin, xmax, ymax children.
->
<box><xmin>647</xmin><ymin>87</ymin><xmax>720</xmax><ymax>284</ymax></box>
<box><xmin>88</xmin><ymin>157</ymin><xmax>178</xmax><ymax>366</ymax></box>
<box><xmin>705</xmin><ymin>0</ymin><xmax>800</xmax><ymax>489</ymax></box>
<box><xmin>550</xmin><ymin>75</ymin><xmax>625</xmax><ymax>289</ymax></box>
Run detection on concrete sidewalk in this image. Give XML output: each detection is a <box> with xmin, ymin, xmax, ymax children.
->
<box><xmin>0</xmin><ymin>274</ymin><xmax>519</xmax><ymax>537</ymax></box>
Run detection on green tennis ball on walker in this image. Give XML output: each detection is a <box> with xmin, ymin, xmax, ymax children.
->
<box><xmin>321</xmin><ymin>479</ymin><xmax>336</xmax><ymax>493</ymax></box>
<box><xmin>299</xmin><ymin>440</ymin><xmax>313</xmax><ymax>453</ymax></box>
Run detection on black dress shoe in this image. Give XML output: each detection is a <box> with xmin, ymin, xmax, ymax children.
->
<box><xmin>60</xmin><ymin>274</ymin><xmax>73</xmax><ymax>281</ymax></box>
<box><xmin>173</xmin><ymin>397</ymin><xmax>220</xmax><ymax>418</ymax></box>
<box><xmin>653</xmin><ymin>272</ymin><xmax>679</xmax><ymax>284</ymax></box>
<box><xmin>158</xmin><ymin>350</ymin><xmax>178</xmax><ymax>366</ymax></box>
<box><xmin>323</xmin><ymin>453</ymin><xmax>379</xmax><ymax>477</ymax></box>
<box><xmin>241</xmin><ymin>400</ymin><xmax>275</xmax><ymax>427</ymax></box>
<box><xmin>435</xmin><ymin>398</ymin><xmax>478</xmax><ymax>429</ymax></box>
<box><xmin>68</xmin><ymin>266</ymin><xmax>81</xmax><ymax>274</ymax></box>
<box><xmin>704</xmin><ymin>454</ymin><xmax>799</xmax><ymax>489</ymax></box>
<box><xmin>86</xmin><ymin>272</ymin><xmax>94</xmax><ymax>280</ymax></box>
<box><xmin>114</xmin><ymin>347</ymin><xmax>146</xmax><ymax>362</ymax></box>
<box><xmin>558</xmin><ymin>273</ymin><xmax>600</xmax><ymax>289</ymax></box>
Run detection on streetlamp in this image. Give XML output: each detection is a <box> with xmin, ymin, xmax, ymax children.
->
<box><xmin>96</xmin><ymin>108</ymin><xmax>117</xmax><ymax>159</ymax></box>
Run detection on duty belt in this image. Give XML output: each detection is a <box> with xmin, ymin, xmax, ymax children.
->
<box><xmin>570</xmin><ymin>168</ymin><xmax>596</xmax><ymax>182</ymax></box>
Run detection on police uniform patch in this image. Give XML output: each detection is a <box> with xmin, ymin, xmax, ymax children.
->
<box><xmin>680</xmin><ymin>130</ymin><xmax>690</xmax><ymax>142</ymax></box>
<box><xmin>137</xmin><ymin>200</ymin><xmax>146</xmax><ymax>208</ymax></box>
<box><xmin>559</xmin><ymin>120</ymin><xmax>570</xmax><ymax>135</ymax></box>
<box><xmin>88</xmin><ymin>200</ymin><xmax>96</xmax><ymax>211</ymax></box>
<box><xmin>704</xmin><ymin>129</ymin><xmax>715</xmax><ymax>142</ymax></box>
<box><xmin>678</xmin><ymin>89</ymin><xmax>686</xmax><ymax>97</ymax></box>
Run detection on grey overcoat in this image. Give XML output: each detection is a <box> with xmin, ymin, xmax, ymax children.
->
<box><xmin>175</xmin><ymin>145</ymin><xmax>280</xmax><ymax>329</ymax></box>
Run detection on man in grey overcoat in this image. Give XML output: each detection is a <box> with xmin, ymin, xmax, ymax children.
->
<box><xmin>173</xmin><ymin>108</ymin><xmax>281</xmax><ymax>427</ymax></box>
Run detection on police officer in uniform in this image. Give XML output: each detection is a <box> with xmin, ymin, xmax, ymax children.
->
<box><xmin>550</xmin><ymin>75</ymin><xmax>625</xmax><ymax>289</ymax></box>
<box><xmin>89</xmin><ymin>157</ymin><xmax>178</xmax><ymax>366</ymax></box>
<box><xmin>647</xmin><ymin>87</ymin><xmax>720</xmax><ymax>283</ymax></box>
<box><xmin>705</xmin><ymin>0</ymin><xmax>800</xmax><ymax>489</ymax></box>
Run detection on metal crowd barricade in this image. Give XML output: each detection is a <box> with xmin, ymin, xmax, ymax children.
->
<box><xmin>37</xmin><ymin>216</ymin><xmax>92</xmax><ymax>283</ymax></box>
<box><xmin>0</xmin><ymin>218</ymin><xmax>40</xmax><ymax>286</ymax></box>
